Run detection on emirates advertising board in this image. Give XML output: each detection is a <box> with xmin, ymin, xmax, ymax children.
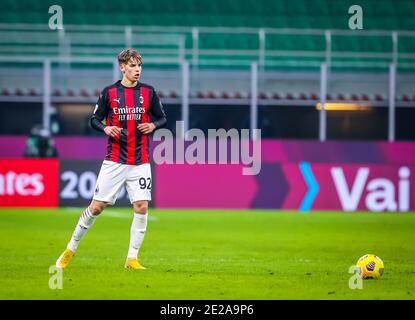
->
<box><xmin>0</xmin><ymin>159</ymin><xmax>59</xmax><ymax>207</ymax></box>
<box><xmin>0</xmin><ymin>140</ymin><xmax>414</xmax><ymax>212</ymax></box>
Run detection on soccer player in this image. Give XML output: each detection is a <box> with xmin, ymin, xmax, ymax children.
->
<box><xmin>56</xmin><ymin>48</ymin><xmax>167</xmax><ymax>270</ymax></box>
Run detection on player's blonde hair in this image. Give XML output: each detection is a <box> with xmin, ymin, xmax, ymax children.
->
<box><xmin>117</xmin><ymin>48</ymin><xmax>142</xmax><ymax>65</ymax></box>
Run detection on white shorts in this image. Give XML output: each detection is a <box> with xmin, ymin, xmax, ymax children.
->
<box><xmin>93</xmin><ymin>160</ymin><xmax>152</xmax><ymax>205</ymax></box>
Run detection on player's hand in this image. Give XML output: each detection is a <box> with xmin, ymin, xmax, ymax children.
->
<box><xmin>137</xmin><ymin>123</ymin><xmax>156</xmax><ymax>135</ymax></box>
<box><xmin>104</xmin><ymin>126</ymin><xmax>122</xmax><ymax>138</ymax></box>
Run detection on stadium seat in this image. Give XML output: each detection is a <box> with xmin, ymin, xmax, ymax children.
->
<box><xmin>328</xmin><ymin>0</ymin><xmax>349</xmax><ymax>17</ymax></box>
<box><xmin>269</xmin><ymin>0</ymin><xmax>287</xmax><ymax>14</ymax></box>
<box><xmin>262</xmin><ymin>15</ymin><xmax>288</xmax><ymax>29</ymax></box>
<box><xmin>283</xmin><ymin>0</ymin><xmax>308</xmax><ymax>17</ymax></box>
<box><xmin>398</xmin><ymin>19</ymin><xmax>415</xmax><ymax>31</ymax></box>
<box><xmin>199</xmin><ymin>34</ymin><xmax>227</xmax><ymax>49</ymax></box>
<box><xmin>332</xmin><ymin>36</ymin><xmax>359</xmax><ymax>52</ymax></box>
<box><xmin>364</xmin><ymin>17</ymin><xmax>396</xmax><ymax>30</ymax></box>
<box><xmin>395</xmin><ymin>0</ymin><xmax>415</xmax><ymax>17</ymax></box>
<box><xmin>1</xmin><ymin>0</ymin><xmax>411</xmax><ymax>32</ymax></box>
<box><xmin>399</xmin><ymin>36</ymin><xmax>415</xmax><ymax>54</ymax></box>
<box><xmin>244</xmin><ymin>0</ymin><xmax>268</xmax><ymax>15</ymax></box>
<box><xmin>357</xmin><ymin>36</ymin><xmax>389</xmax><ymax>53</ymax></box>
<box><xmin>286</xmin><ymin>16</ymin><xmax>311</xmax><ymax>29</ymax></box>
<box><xmin>374</xmin><ymin>0</ymin><xmax>396</xmax><ymax>17</ymax></box>
<box><xmin>3</xmin><ymin>0</ymin><xmax>19</xmax><ymax>11</ymax></box>
<box><xmin>0</xmin><ymin>0</ymin><xmax>413</xmax><ymax>75</ymax></box>
<box><xmin>306</xmin><ymin>0</ymin><xmax>329</xmax><ymax>16</ymax></box>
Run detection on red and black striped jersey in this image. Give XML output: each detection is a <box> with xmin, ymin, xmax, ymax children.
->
<box><xmin>90</xmin><ymin>80</ymin><xmax>167</xmax><ymax>165</ymax></box>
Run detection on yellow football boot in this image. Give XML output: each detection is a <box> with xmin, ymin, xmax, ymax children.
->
<box><xmin>56</xmin><ymin>249</ymin><xmax>75</xmax><ymax>269</ymax></box>
<box><xmin>124</xmin><ymin>258</ymin><xmax>146</xmax><ymax>270</ymax></box>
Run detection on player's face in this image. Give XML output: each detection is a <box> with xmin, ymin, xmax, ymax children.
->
<box><xmin>120</xmin><ymin>58</ymin><xmax>142</xmax><ymax>83</ymax></box>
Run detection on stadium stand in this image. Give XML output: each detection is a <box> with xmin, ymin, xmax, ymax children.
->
<box><xmin>0</xmin><ymin>0</ymin><xmax>414</xmax><ymax>103</ymax></box>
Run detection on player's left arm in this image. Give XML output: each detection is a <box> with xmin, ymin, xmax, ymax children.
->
<box><xmin>138</xmin><ymin>88</ymin><xmax>167</xmax><ymax>134</ymax></box>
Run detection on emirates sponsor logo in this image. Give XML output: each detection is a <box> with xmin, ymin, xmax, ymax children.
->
<box><xmin>0</xmin><ymin>171</ymin><xmax>45</xmax><ymax>196</ymax></box>
<box><xmin>113</xmin><ymin>106</ymin><xmax>146</xmax><ymax>115</ymax></box>
<box><xmin>114</xmin><ymin>106</ymin><xmax>146</xmax><ymax>121</ymax></box>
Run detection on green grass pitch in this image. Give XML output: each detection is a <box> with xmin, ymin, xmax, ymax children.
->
<box><xmin>0</xmin><ymin>208</ymin><xmax>414</xmax><ymax>300</ymax></box>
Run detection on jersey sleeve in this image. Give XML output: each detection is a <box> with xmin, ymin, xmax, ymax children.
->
<box><xmin>149</xmin><ymin>88</ymin><xmax>167</xmax><ymax>129</ymax></box>
<box><xmin>90</xmin><ymin>88</ymin><xmax>110</xmax><ymax>133</ymax></box>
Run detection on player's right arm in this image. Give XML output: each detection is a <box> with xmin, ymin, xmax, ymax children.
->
<box><xmin>90</xmin><ymin>89</ymin><xmax>122</xmax><ymax>138</ymax></box>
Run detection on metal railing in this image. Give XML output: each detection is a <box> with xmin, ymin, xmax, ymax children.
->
<box><xmin>0</xmin><ymin>24</ymin><xmax>414</xmax><ymax>69</ymax></box>
<box><xmin>0</xmin><ymin>24</ymin><xmax>412</xmax><ymax>142</ymax></box>
<box><xmin>0</xmin><ymin>56</ymin><xmax>401</xmax><ymax>142</ymax></box>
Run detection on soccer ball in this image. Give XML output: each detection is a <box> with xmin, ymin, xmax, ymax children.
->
<box><xmin>356</xmin><ymin>254</ymin><xmax>384</xmax><ymax>279</ymax></box>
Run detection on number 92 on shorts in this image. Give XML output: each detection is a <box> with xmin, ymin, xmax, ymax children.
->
<box><xmin>93</xmin><ymin>160</ymin><xmax>152</xmax><ymax>205</ymax></box>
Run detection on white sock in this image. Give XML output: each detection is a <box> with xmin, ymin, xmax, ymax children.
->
<box><xmin>67</xmin><ymin>207</ymin><xmax>97</xmax><ymax>252</ymax></box>
<box><xmin>127</xmin><ymin>212</ymin><xmax>148</xmax><ymax>259</ymax></box>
